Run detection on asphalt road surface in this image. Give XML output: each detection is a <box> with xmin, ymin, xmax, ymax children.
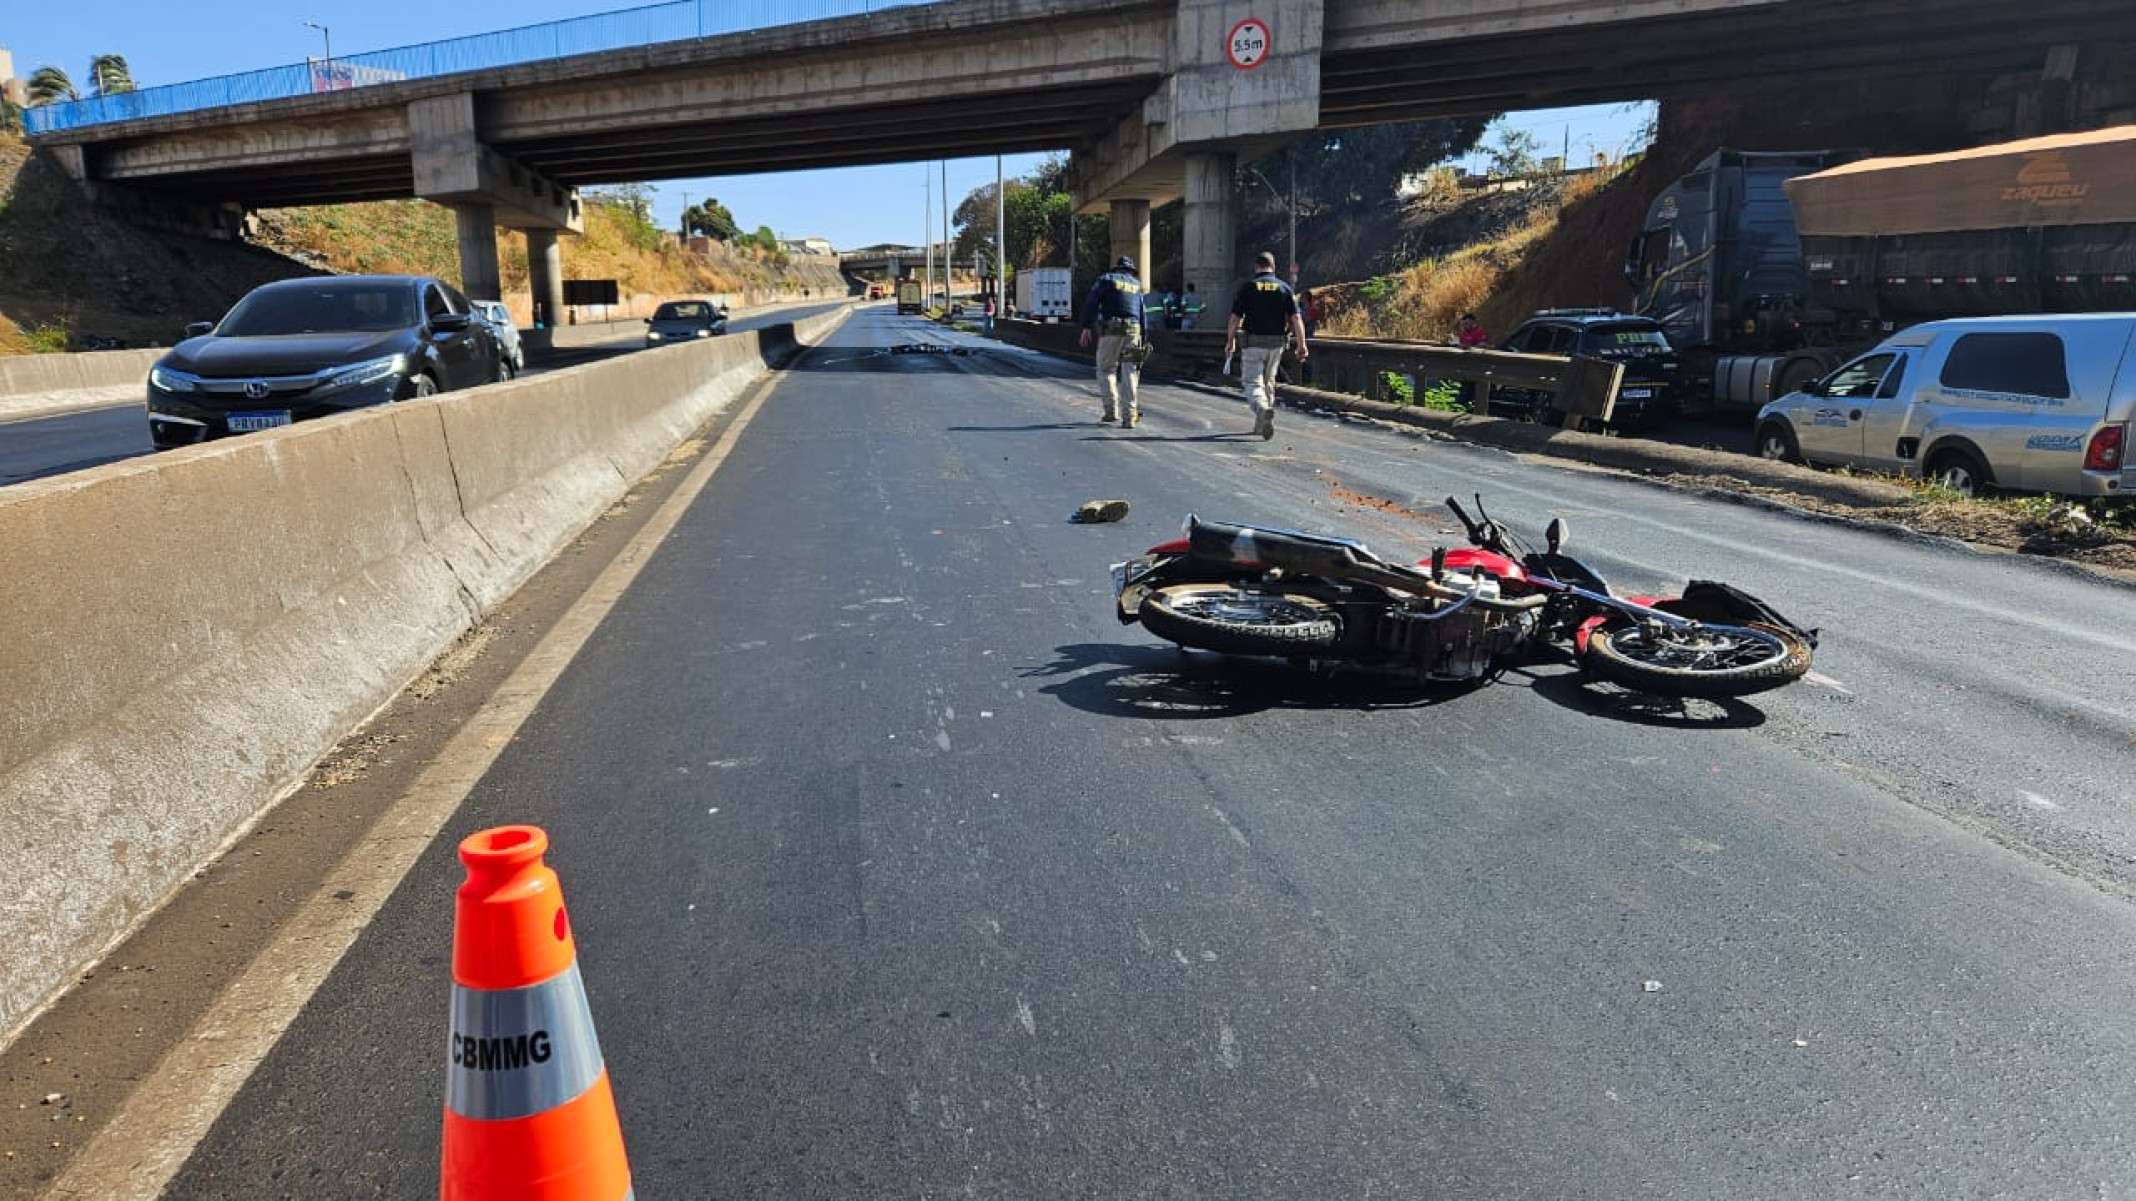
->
<box><xmin>73</xmin><ymin>308</ymin><xmax>2136</xmax><ymax>1197</ymax></box>
<box><xmin>0</xmin><ymin>300</ymin><xmax>849</xmax><ymax>489</ymax></box>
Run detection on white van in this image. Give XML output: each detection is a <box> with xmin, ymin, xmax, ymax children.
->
<box><xmin>1754</xmin><ymin>314</ymin><xmax>2134</xmax><ymax>497</ymax></box>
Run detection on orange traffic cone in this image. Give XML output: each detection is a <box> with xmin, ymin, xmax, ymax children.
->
<box><xmin>441</xmin><ymin>826</ymin><xmax>633</xmax><ymax>1201</ymax></box>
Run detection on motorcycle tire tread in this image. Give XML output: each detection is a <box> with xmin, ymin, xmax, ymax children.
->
<box><xmin>1140</xmin><ymin>585</ymin><xmax>1340</xmax><ymax>656</ymax></box>
<box><xmin>1581</xmin><ymin>621</ymin><xmax>1813</xmax><ymax>699</ymax></box>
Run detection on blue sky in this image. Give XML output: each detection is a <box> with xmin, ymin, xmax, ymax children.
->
<box><xmin>4</xmin><ymin>3</ymin><xmax>1652</xmax><ymax>248</ymax></box>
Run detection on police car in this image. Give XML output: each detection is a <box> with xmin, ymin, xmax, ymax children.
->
<box><xmin>1491</xmin><ymin>309</ymin><xmax>1681</xmax><ymax>429</ymax></box>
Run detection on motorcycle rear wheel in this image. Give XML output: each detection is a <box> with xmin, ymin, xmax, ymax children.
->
<box><xmin>1582</xmin><ymin>620</ymin><xmax>1811</xmax><ymax>699</ymax></box>
<box><xmin>1140</xmin><ymin>584</ymin><xmax>1340</xmax><ymax>656</ymax></box>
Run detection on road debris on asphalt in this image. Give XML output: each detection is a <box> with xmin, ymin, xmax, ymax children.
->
<box><xmin>1072</xmin><ymin>499</ymin><xmax>1131</xmax><ymax>524</ymax></box>
<box><xmin>1641</xmin><ymin>980</ymin><xmax>1664</xmax><ymax>993</ymax></box>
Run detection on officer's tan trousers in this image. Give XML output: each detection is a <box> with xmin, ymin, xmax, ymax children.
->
<box><xmin>1096</xmin><ymin>334</ymin><xmax>1141</xmax><ymax>419</ymax></box>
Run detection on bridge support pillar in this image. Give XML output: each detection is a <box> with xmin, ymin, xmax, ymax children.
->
<box><xmin>1182</xmin><ymin>151</ymin><xmax>1238</xmax><ymax>318</ymax></box>
<box><xmin>1108</xmin><ymin>199</ymin><xmax>1151</xmax><ymax>287</ymax></box>
<box><xmin>525</xmin><ymin>228</ymin><xmax>564</xmax><ymax>351</ymax></box>
<box><xmin>454</xmin><ymin>203</ymin><xmax>503</xmax><ymax>303</ymax></box>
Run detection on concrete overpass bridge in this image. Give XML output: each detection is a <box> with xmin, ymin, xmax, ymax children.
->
<box><xmin>27</xmin><ymin>0</ymin><xmax>2124</xmax><ymax>325</ymax></box>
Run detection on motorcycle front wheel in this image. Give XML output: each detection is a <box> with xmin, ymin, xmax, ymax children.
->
<box><xmin>1582</xmin><ymin>620</ymin><xmax>1811</xmax><ymax>699</ymax></box>
<box><xmin>1140</xmin><ymin>584</ymin><xmax>1340</xmax><ymax>657</ymax></box>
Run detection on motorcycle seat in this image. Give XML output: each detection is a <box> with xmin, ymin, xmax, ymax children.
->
<box><xmin>1186</xmin><ymin>516</ymin><xmax>1401</xmax><ymax>579</ymax></box>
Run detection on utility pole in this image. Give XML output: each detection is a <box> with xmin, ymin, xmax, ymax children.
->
<box><xmin>923</xmin><ymin>168</ymin><xmax>932</xmax><ymax>302</ymax></box>
<box><xmin>678</xmin><ymin>191</ymin><xmax>689</xmax><ymax>238</ymax></box>
<box><xmin>940</xmin><ymin>160</ymin><xmax>950</xmax><ymax>300</ymax></box>
<box><xmin>995</xmin><ymin>153</ymin><xmax>1006</xmax><ymax>308</ymax></box>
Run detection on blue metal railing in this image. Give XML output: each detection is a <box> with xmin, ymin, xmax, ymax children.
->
<box><xmin>24</xmin><ymin>0</ymin><xmax>929</xmax><ymax>135</ymax></box>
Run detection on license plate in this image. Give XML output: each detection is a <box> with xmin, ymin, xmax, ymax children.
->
<box><xmin>1110</xmin><ymin>561</ymin><xmax>1131</xmax><ymax>597</ymax></box>
<box><xmin>227</xmin><ymin>411</ymin><xmax>291</xmax><ymax>433</ymax></box>
<box><xmin>1619</xmin><ymin>388</ymin><xmax>1653</xmax><ymax>400</ymax></box>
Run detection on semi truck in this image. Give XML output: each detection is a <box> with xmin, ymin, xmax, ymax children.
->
<box><xmin>895</xmin><ymin>278</ymin><xmax>923</xmax><ymax>314</ymax></box>
<box><xmin>1624</xmin><ymin>127</ymin><xmax>2136</xmax><ymax>411</ymax></box>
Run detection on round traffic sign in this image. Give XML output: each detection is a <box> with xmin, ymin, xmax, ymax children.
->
<box><xmin>1226</xmin><ymin>17</ymin><xmax>1271</xmax><ymax>70</ymax></box>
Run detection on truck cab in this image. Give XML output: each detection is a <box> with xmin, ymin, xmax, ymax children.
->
<box><xmin>1625</xmin><ymin>149</ymin><xmax>1851</xmax><ymax>411</ymax></box>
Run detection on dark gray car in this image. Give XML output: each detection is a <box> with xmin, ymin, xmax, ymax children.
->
<box><xmin>644</xmin><ymin>299</ymin><xmax>729</xmax><ymax>347</ymax></box>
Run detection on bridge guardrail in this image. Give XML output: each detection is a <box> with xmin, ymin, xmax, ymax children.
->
<box><xmin>25</xmin><ymin>0</ymin><xmax>936</xmax><ymax>135</ymax></box>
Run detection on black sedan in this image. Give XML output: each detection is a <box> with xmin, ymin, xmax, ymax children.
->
<box><xmin>643</xmin><ymin>299</ymin><xmax>729</xmax><ymax>347</ymax></box>
<box><xmin>147</xmin><ymin>275</ymin><xmax>502</xmax><ymax>449</ymax></box>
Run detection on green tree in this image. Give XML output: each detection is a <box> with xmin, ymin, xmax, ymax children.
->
<box><xmin>26</xmin><ymin>66</ymin><xmax>78</xmax><ymax>106</ymax></box>
<box><xmin>1484</xmin><ymin>125</ymin><xmax>1542</xmax><ymax>178</ymax></box>
<box><xmin>0</xmin><ymin>95</ymin><xmax>22</xmax><ymax>134</ymax></box>
<box><xmin>87</xmin><ymin>54</ymin><xmax>135</xmax><ymax>97</ymax></box>
<box><xmin>682</xmin><ymin>198</ymin><xmax>739</xmax><ymax>241</ymax></box>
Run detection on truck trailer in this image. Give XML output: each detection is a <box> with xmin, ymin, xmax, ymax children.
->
<box><xmin>1625</xmin><ymin>127</ymin><xmax>2136</xmax><ymax>411</ymax></box>
<box><xmin>1016</xmin><ymin>267</ymin><xmax>1074</xmax><ymax>323</ymax></box>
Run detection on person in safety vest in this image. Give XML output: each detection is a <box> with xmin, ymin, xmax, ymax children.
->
<box><xmin>1078</xmin><ymin>256</ymin><xmax>1150</xmax><ymax>428</ymax></box>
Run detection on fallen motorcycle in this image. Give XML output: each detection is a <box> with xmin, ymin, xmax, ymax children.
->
<box><xmin>1111</xmin><ymin>495</ymin><xmax>1816</xmax><ymax>699</ymax></box>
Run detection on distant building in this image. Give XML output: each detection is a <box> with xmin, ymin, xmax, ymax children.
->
<box><xmin>781</xmin><ymin>236</ymin><xmax>835</xmax><ymax>256</ymax></box>
<box><xmin>0</xmin><ymin>47</ymin><xmax>27</xmax><ymax>108</ymax></box>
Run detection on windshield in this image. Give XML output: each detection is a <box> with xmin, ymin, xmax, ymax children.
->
<box><xmin>218</xmin><ymin>283</ymin><xmax>416</xmax><ymax>336</ymax></box>
<box><xmin>654</xmin><ymin>302</ymin><xmax>712</xmax><ymax>321</ymax></box>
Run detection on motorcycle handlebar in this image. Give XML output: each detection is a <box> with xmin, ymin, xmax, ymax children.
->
<box><xmin>1444</xmin><ymin>496</ymin><xmax>1481</xmax><ymax>540</ymax></box>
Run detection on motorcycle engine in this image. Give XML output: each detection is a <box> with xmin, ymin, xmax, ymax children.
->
<box><xmin>1376</xmin><ymin>571</ymin><xmax>1534</xmax><ymax>682</ymax></box>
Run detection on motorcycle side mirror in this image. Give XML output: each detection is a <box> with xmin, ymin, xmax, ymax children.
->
<box><xmin>1545</xmin><ymin>518</ymin><xmax>1568</xmax><ymax>554</ymax></box>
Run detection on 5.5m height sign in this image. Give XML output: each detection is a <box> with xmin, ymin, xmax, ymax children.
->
<box><xmin>1226</xmin><ymin>17</ymin><xmax>1272</xmax><ymax>69</ymax></box>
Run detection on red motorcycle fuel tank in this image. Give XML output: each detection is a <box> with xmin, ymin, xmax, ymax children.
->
<box><xmin>1433</xmin><ymin>548</ymin><xmax>1524</xmax><ymax>581</ymax></box>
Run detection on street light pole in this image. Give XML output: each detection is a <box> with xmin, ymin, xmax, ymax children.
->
<box><xmin>302</xmin><ymin>21</ymin><xmax>332</xmax><ymax>70</ymax></box>
<box><xmin>995</xmin><ymin>154</ymin><xmax>1006</xmax><ymax>312</ymax></box>
<box><xmin>923</xmin><ymin>169</ymin><xmax>932</xmax><ymax>302</ymax></box>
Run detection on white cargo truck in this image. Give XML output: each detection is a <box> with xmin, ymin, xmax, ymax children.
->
<box><xmin>1016</xmin><ymin>267</ymin><xmax>1074</xmax><ymax>323</ymax></box>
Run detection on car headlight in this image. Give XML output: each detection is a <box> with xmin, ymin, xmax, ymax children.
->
<box><xmin>694</xmin><ymin>328</ymin><xmax>712</xmax><ymax>339</ymax></box>
<box><xmin>319</xmin><ymin>354</ymin><xmax>406</xmax><ymax>393</ymax></box>
<box><xmin>149</xmin><ymin>365</ymin><xmax>194</xmax><ymax>393</ymax></box>
<box><xmin>647</xmin><ymin>330</ymin><xmax>664</xmax><ymax>341</ymax></box>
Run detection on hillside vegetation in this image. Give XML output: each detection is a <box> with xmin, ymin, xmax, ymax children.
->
<box><xmin>0</xmin><ymin>132</ymin><xmax>843</xmax><ymax>354</ymax></box>
<box><xmin>1325</xmin><ymin>79</ymin><xmax>1984</xmax><ymax>343</ymax></box>
<box><xmin>256</xmin><ymin>197</ymin><xmax>846</xmax><ymax>324</ymax></box>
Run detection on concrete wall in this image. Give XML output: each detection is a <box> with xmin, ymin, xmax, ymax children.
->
<box><xmin>0</xmin><ymin>306</ymin><xmax>849</xmax><ymax>1041</ymax></box>
<box><xmin>0</xmin><ymin>349</ymin><xmax>161</xmax><ymax>399</ymax></box>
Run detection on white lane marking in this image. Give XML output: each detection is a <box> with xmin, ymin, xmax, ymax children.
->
<box><xmin>1208</xmin><ymin>806</ymin><xmax>1251</xmax><ymax>849</ymax></box>
<box><xmin>1217</xmin><ymin>1020</ymin><xmax>1240</xmax><ymax>1070</ymax></box>
<box><xmin>1803</xmin><ymin>670</ymin><xmax>1854</xmax><ymax>696</ymax></box>
<box><xmin>36</xmin><ymin>345</ymin><xmax>805</xmax><ymax>1201</ymax></box>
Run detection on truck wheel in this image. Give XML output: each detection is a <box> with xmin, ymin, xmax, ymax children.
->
<box><xmin>1756</xmin><ymin>421</ymin><xmax>1801</xmax><ymax>464</ymax></box>
<box><xmin>1774</xmin><ymin>356</ymin><xmax>1827</xmax><ymax>398</ymax></box>
<box><xmin>1924</xmin><ymin>445</ymin><xmax>1991</xmax><ymax>498</ymax></box>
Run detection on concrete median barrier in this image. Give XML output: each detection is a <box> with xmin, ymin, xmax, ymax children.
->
<box><xmin>0</xmin><ymin>307</ymin><xmax>849</xmax><ymax>1040</ymax></box>
<box><xmin>0</xmin><ymin>349</ymin><xmax>162</xmax><ymax>423</ymax></box>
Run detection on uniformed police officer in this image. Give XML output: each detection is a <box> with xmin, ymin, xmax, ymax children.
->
<box><xmin>1224</xmin><ymin>250</ymin><xmax>1310</xmax><ymax>440</ymax></box>
<box><xmin>1077</xmin><ymin>256</ymin><xmax>1149</xmax><ymax>428</ymax></box>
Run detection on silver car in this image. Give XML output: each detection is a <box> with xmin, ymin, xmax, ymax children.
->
<box><xmin>1755</xmin><ymin>314</ymin><xmax>2135</xmax><ymax>497</ymax></box>
<box><xmin>471</xmin><ymin>301</ymin><xmax>525</xmax><ymax>377</ymax></box>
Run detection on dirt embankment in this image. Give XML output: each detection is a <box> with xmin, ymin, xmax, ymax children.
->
<box><xmin>1323</xmin><ymin>78</ymin><xmax>1988</xmax><ymax>343</ymax></box>
<box><xmin>0</xmin><ymin>132</ymin><xmax>848</xmax><ymax>354</ymax></box>
<box><xmin>255</xmin><ymin>202</ymin><xmax>848</xmax><ymax>325</ymax></box>
<box><xmin>0</xmin><ymin>137</ymin><xmax>326</xmax><ymax>353</ymax></box>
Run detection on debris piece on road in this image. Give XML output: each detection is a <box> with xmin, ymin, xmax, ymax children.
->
<box><xmin>1072</xmin><ymin>499</ymin><xmax>1131</xmax><ymax>524</ymax></box>
<box><xmin>1641</xmin><ymin>980</ymin><xmax>1663</xmax><ymax>993</ymax></box>
<box><xmin>1792</xmin><ymin>1039</ymin><xmax>1809</xmax><ymax>1047</ymax></box>
<box><xmin>40</xmin><ymin>1093</ymin><xmax>64</xmax><ymax>1106</ymax></box>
